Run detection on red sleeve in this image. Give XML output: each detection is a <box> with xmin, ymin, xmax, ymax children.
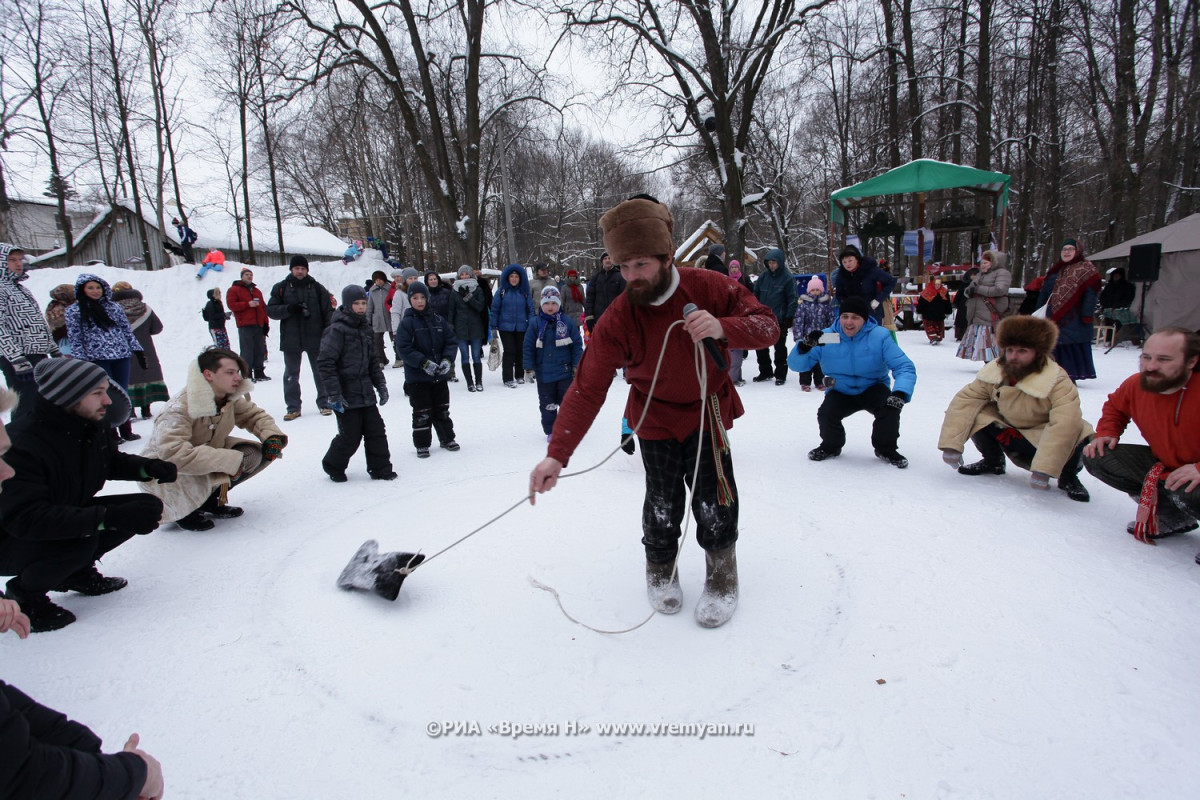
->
<box><xmin>546</xmin><ymin>324</ymin><xmax>624</xmax><ymax>466</ymax></box>
<box><xmin>719</xmin><ymin>281</ymin><xmax>780</xmax><ymax>350</ymax></box>
<box><xmin>1094</xmin><ymin>377</ymin><xmax>1135</xmax><ymax>440</ymax></box>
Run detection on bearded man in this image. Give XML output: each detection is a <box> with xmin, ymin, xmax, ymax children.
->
<box><xmin>938</xmin><ymin>315</ymin><xmax>1092</xmax><ymax>501</ymax></box>
<box><xmin>528</xmin><ymin>195</ymin><xmax>778</xmax><ymax>628</ymax></box>
<box><xmin>1083</xmin><ymin>327</ymin><xmax>1200</xmax><ymax>556</ymax></box>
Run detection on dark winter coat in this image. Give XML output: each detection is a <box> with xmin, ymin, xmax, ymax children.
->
<box><xmin>0</xmin><ymin>681</ymin><xmax>148</xmax><ymax>800</ymax></box>
<box><xmin>0</xmin><ymin>397</ymin><xmax>155</xmax><ymax>543</ymax></box>
<box><xmin>752</xmin><ymin>249</ymin><xmax>799</xmax><ymax>324</ymax></box>
<box><xmin>226</xmin><ymin>280</ymin><xmax>268</xmax><ymax>328</ymax></box>
<box><xmin>397</xmin><ymin>306</ymin><xmax>458</xmax><ymax>384</ymax></box>
<box><xmin>1038</xmin><ymin>267</ymin><xmax>1099</xmax><ymax>346</ymax></box>
<box><xmin>318</xmin><ymin>308</ymin><xmax>387</xmax><ymax>409</ymax></box>
<box><xmin>833</xmin><ymin>257</ymin><xmax>896</xmax><ymax>323</ymax></box>
<box><xmin>447</xmin><ymin>281</ymin><xmax>488</xmax><ymax>342</ymax></box>
<box><xmin>704</xmin><ymin>244</ymin><xmax>729</xmax><ymax>275</ymax></box>
<box><xmin>788</xmin><ymin>314</ymin><xmax>917</xmax><ymax>400</ymax></box>
<box><xmin>425</xmin><ymin>273</ymin><xmax>453</xmax><ymax>320</ymax></box>
<box><xmin>916</xmin><ymin>291</ymin><xmax>953</xmax><ymax>321</ymax></box>
<box><xmin>203</xmin><ymin>298</ymin><xmax>228</xmax><ymax>329</ymax></box>
<box><xmin>583</xmin><ymin>265</ymin><xmax>627</xmax><ymax>325</ymax></box>
<box><xmin>112</xmin><ymin>289</ymin><xmax>165</xmax><ymax>384</ymax></box>
<box><xmin>267</xmin><ymin>274</ymin><xmax>334</xmax><ymax>351</ymax></box>
<box><xmin>1099</xmin><ymin>276</ymin><xmax>1136</xmax><ymax>309</ymax></box>
<box><xmin>490</xmin><ymin>265</ymin><xmax>535</xmax><ymax>333</ymax></box>
<box><xmin>522</xmin><ymin>310</ymin><xmax>583</xmax><ymax>384</ymax></box>
<box><xmin>65</xmin><ymin>274</ymin><xmax>142</xmax><ymax>362</ymax></box>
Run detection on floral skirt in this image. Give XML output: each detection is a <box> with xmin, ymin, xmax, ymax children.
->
<box><xmin>956</xmin><ymin>324</ymin><xmax>998</xmax><ymax>362</ymax></box>
<box><xmin>210</xmin><ymin>328</ymin><xmax>230</xmax><ymax>350</ymax></box>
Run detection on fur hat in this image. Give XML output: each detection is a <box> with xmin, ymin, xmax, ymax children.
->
<box><xmin>807</xmin><ymin>276</ymin><xmax>825</xmax><ymax>294</ymax></box>
<box><xmin>838</xmin><ymin>296</ymin><xmax>871</xmax><ymax>321</ymax></box>
<box><xmin>289</xmin><ymin>255</ymin><xmax>309</xmax><ymax>270</ymax></box>
<box><xmin>997</xmin><ymin>315</ymin><xmax>1058</xmax><ymax>356</ymax></box>
<box><xmin>371</xmin><ymin>270</ymin><xmax>388</xmax><ymax>283</ymax></box>
<box><xmin>342</xmin><ymin>285</ymin><xmax>368</xmax><ymax>307</ymax></box>
<box><xmin>599</xmin><ymin>195</ymin><xmax>674</xmax><ymax>265</ymax></box>
<box><xmin>837</xmin><ymin>245</ymin><xmax>862</xmax><ymax>263</ymax></box>
<box><xmin>407</xmin><ymin>281</ymin><xmax>429</xmax><ymax>300</ymax></box>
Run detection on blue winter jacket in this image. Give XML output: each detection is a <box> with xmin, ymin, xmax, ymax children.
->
<box><xmin>787</xmin><ymin>314</ymin><xmax>916</xmax><ymax>400</ymax></box>
<box><xmin>490</xmin><ymin>264</ymin><xmax>535</xmax><ymax>332</ymax></box>
<box><xmin>522</xmin><ymin>311</ymin><xmax>583</xmax><ymax>384</ymax></box>
<box><xmin>397</xmin><ymin>307</ymin><xmax>458</xmax><ymax>384</ymax></box>
<box><xmin>64</xmin><ymin>273</ymin><xmax>143</xmax><ymax>361</ymax></box>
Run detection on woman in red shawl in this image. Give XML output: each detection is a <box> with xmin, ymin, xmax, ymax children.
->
<box><xmin>915</xmin><ymin>278</ymin><xmax>952</xmax><ymax>344</ymax></box>
<box><xmin>1037</xmin><ymin>239</ymin><xmax>1101</xmax><ymax>381</ymax></box>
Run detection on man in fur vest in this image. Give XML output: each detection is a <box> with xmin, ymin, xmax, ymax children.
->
<box><xmin>938</xmin><ymin>315</ymin><xmax>1092</xmax><ymax>501</ymax></box>
<box><xmin>140</xmin><ymin>348</ymin><xmax>287</xmax><ymax>531</ymax></box>
<box><xmin>528</xmin><ymin>194</ymin><xmax>779</xmax><ymax>629</ymax></box>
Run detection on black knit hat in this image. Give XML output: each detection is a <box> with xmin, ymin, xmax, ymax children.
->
<box><xmin>407</xmin><ymin>281</ymin><xmax>429</xmax><ymax>300</ymax></box>
<box><xmin>838</xmin><ymin>296</ymin><xmax>871</xmax><ymax>321</ymax></box>
<box><xmin>34</xmin><ymin>358</ymin><xmax>131</xmax><ymax>426</ymax></box>
<box><xmin>342</xmin><ymin>285</ymin><xmax>368</xmax><ymax>307</ymax></box>
<box><xmin>289</xmin><ymin>255</ymin><xmax>309</xmax><ymax>269</ymax></box>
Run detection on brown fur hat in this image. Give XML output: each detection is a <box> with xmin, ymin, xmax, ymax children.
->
<box><xmin>997</xmin><ymin>314</ymin><xmax>1058</xmax><ymax>356</ymax></box>
<box><xmin>599</xmin><ymin>195</ymin><xmax>674</xmax><ymax>265</ymax></box>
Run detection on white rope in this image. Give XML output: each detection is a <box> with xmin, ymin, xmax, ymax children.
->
<box><xmin>398</xmin><ymin>318</ymin><xmax>717</xmax><ymax>636</ymax></box>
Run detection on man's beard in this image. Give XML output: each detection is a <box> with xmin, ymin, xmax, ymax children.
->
<box><xmin>999</xmin><ymin>357</ymin><xmax>1041</xmax><ymax>384</ymax></box>
<box><xmin>1141</xmin><ymin>367</ymin><xmax>1191</xmax><ymax>393</ymax></box>
<box><xmin>626</xmin><ymin>264</ymin><xmax>671</xmax><ymax>306</ymax></box>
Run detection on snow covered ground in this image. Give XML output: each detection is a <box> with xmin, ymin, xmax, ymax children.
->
<box><xmin>4</xmin><ymin>261</ymin><xmax>1198</xmax><ymax>799</ymax></box>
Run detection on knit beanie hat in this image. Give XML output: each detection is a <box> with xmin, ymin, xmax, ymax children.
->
<box><xmin>342</xmin><ymin>285</ymin><xmax>368</xmax><ymax>306</ymax></box>
<box><xmin>807</xmin><ymin>276</ymin><xmax>826</xmax><ymax>295</ymax></box>
<box><xmin>540</xmin><ymin>286</ymin><xmax>561</xmax><ymax>307</ymax></box>
<box><xmin>457</xmin><ymin>265</ymin><xmax>473</xmax><ymax>278</ymax></box>
<box><xmin>401</xmin><ymin>267</ymin><xmax>420</xmax><ymax>280</ymax></box>
<box><xmin>289</xmin><ymin>255</ymin><xmax>309</xmax><ymax>269</ymax></box>
<box><xmin>838</xmin><ymin>296</ymin><xmax>871</xmax><ymax>321</ymax></box>
<box><xmin>599</xmin><ymin>195</ymin><xmax>674</xmax><ymax>265</ymax></box>
<box><xmin>1062</xmin><ymin>239</ymin><xmax>1078</xmax><ymax>249</ymax></box>
<box><xmin>241</xmin><ymin>268</ymin><xmax>254</xmax><ymax>278</ymax></box>
<box><xmin>390</xmin><ymin>269</ymin><xmax>404</xmax><ymax>279</ymax></box>
<box><xmin>34</xmin><ymin>358</ymin><xmax>131</xmax><ymax>426</ymax></box>
<box><xmin>407</xmin><ymin>281</ymin><xmax>429</xmax><ymax>300</ymax></box>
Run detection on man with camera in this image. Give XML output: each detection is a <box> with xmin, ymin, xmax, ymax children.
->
<box><xmin>788</xmin><ymin>296</ymin><xmax>917</xmax><ymax>468</ymax></box>
<box><xmin>268</xmin><ymin>255</ymin><xmax>334</xmax><ymax>420</ymax></box>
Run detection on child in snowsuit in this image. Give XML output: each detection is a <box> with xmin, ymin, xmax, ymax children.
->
<box><xmin>202</xmin><ymin>288</ymin><xmax>231</xmax><ymax>349</ymax></box>
<box><xmin>792</xmin><ymin>276</ymin><xmax>836</xmax><ymax>391</ymax></box>
<box><xmin>318</xmin><ymin>286</ymin><xmax>396</xmax><ymax>481</ymax></box>
<box><xmin>522</xmin><ymin>286</ymin><xmax>583</xmax><ymax>439</ymax></box>
<box><xmin>396</xmin><ymin>281</ymin><xmax>459</xmax><ymax>458</ymax></box>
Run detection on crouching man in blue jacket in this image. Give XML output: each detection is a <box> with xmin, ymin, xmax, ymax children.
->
<box><xmin>788</xmin><ymin>296</ymin><xmax>917</xmax><ymax>468</ymax></box>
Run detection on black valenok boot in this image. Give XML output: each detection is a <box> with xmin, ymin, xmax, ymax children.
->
<box><xmin>646</xmin><ymin>560</ymin><xmax>683</xmax><ymax>614</ymax></box>
<box><xmin>1058</xmin><ymin>472</ymin><xmax>1090</xmax><ymax>502</ymax></box>
<box><xmin>338</xmin><ymin>540</ymin><xmax>426</xmax><ymax>601</ymax></box>
<box><xmin>959</xmin><ymin>459</ymin><xmax>1005</xmax><ymax>476</ymax></box>
<box><xmin>695</xmin><ymin>545</ymin><xmax>738</xmax><ymax>628</ymax></box>
<box><xmin>54</xmin><ymin>565</ymin><xmax>127</xmax><ymax>596</ymax></box>
<box><xmin>7</xmin><ymin>579</ymin><xmax>76</xmax><ymax>632</ymax></box>
<box><xmin>201</xmin><ymin>491</ymin><xmax>243</xmax><ymax>519</ymax></box>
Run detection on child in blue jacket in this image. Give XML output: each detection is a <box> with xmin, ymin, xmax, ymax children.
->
<box><xmin>522</xmin><ymin>286</ymin><xmax>583</xmax><ymax>439</ymax></box>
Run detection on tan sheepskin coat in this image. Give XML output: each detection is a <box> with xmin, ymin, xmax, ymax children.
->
<box><xmin>139</xmin><ymin>361</ymin><xmax>283</xmax><ymax>521</ymax></box>
<box><xmin>938</xmin><ymin>359</ymin><xmax>1094</xmax><ymax>478</ymax></box>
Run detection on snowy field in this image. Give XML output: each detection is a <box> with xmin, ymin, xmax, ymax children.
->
<box><xmin>4</xmin><ymin>260</ymin><xmax>1198</xmax><ymax>799</ymax></box>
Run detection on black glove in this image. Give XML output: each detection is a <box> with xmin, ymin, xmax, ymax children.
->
<box><xmin>621</xmin><ymin>435</ymin><xmax>636</xmax><ymax>455</ymax></box>
<box><xmin>796</xmin><ymin>330</ymin><xmax>824</xmax><ymax>354</ymax></box>
<box><xmin>10</xmin><ymin>356</ymin><xmax>34</xmax><ymax>382</ymax></box>
<box><xmin>458</xmin><ymin>285</ymin><xmax>470</xmax><ymax>296</ymax></box>
<box><xmin>783</xmin><ymin>317</ymin><xmax>794</xmax><ymax>331</ymax></box>
<box><xmin>143</xmin><ymin>459</ymin><xmax>177</xmax><ymax>483</ymax></box>
<box><xmin>885</xmin><ymin>391</ymin><xmax>907</xmax><ymax>411</ymax></box>
<box><xmin>104</xmin><ymin>496</ymin><xmax>163</xmax><ymax>535</ymax></box>
<box><xmin>378</xmin><ymin>387</ymin><xmax>389</xmax><ymax>406</ymax></box>
<box><xmin>262</xmin><ymin>322</ymin><xmax>269</xmax><ymax>336</ymax></box>
<box><xmin>135</xmin><ymin>351</ymin><xmax>148</xmax><ymax>370</ymax></box>
<box><xmin>287</xmin><ymin>302</ymin><xmax>303</xmax><ymax>315</ymax></box>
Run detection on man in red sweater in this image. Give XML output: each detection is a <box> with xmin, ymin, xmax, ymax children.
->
<box><xmin>1083</xmin><ymin>327</ymin><xmax>1200</xmax><ymax>560</ymax></box>
<box><xmin>528</xmin><ymin>195</ymin><xmax>778</xmax><ymax>628</ymax></box>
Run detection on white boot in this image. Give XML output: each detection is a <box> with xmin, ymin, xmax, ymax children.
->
<box><xmin>646</xmin><ymin>560</ymin><xmax>683</xmax><ymax>614</ymax></box>
<box><xmin>694</xmin><ymin>545</ymin><xmax>738</xmax><ymax>628</ymax></box>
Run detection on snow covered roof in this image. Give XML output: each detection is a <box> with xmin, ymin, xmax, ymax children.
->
<box><xmin>181</xmin><ymin>208</ymin><xmax>348</xmax><ymax>257</ymax></box>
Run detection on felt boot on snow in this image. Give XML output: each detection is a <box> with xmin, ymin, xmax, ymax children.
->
<box><xmin>694</xmin><ymin>545</ymin><xmax>738</xmax><ymax>628</ymax></box>
<box><xmin>646</xmin><ymin>560</ymin><xmax>683</xmax><ymax>614</ymax></box>
<box><xmin>337</xmin><ymin>539</ymin><xmax>426</xmax><ymax>601</ymax></box>
<box><xmin>959</xmin><ymin>459</ymin><xmax>1005</xmax><ymax>476</ymax></box>
<box><xmin>1058</xmin><ymin>473</ymin><xmax>1090</xmax><ymax>502</ymax></box>
<box><xmin>54</xmin><ymin>565</ymin><xmax>127</xmax><ymax>596</ymax></box>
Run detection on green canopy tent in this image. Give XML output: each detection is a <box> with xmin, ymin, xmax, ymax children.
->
<box><xmin>829</xmin><ymin>159</ymin><xmax>1012</xmax><ymax>267</ymax></box>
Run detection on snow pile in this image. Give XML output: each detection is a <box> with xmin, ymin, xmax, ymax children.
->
<box><xmin>4</xmin><ymin>261</ymin><xmax>1198</xmax><ymax>798</ymax></box>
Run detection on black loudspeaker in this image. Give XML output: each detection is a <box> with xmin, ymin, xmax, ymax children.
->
<box><xmin>1127</xmin><ymin>243</ymin><xmax>1162</xmax><ymax>283</ymax></box>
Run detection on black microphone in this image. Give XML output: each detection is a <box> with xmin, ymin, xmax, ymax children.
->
<box><xmin>682</xmin><ymin>303</ymin><xmax>728</xmax><ymax>371</ymax></box>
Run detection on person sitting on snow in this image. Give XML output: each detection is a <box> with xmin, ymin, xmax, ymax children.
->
<box><xmin>788</xmin><ymin>295</ymin><xmax>916</xmax><ymax>468</ymax></box>
<box><xmin>139</xmin><ymin>348</ymin><xmax>287</xmax><ymax>531</ymax></box>
<box><xmin>197</xmin><ymin>248</ymin><xmax>225</xmax><ymax>279</ymax></box>
<box><xmin>938</xmin><ymin>315</ymin><xmax>1092</xmax><ymax>502</ymax></box>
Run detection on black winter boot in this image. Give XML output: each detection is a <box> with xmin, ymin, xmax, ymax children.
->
<box><xmin>695</xmin><ymin>545</ymin><xmax>738</xmax><ymax>628</ymax></box>
<box><xmin>1058</xmin><ymin>473</ymin><xmax>1090</xmax><ymax>502</ymax></box>
<box><xmin>6</xmin><ymin>579</ymin><xmax>76</xmax><ymax>632</ymax></box>
<box><xmin>959</xmin><ymin>459</ymin><xmax>1005</xmax><ymax>476</ymax></box>
<box><xmin>54</xmin><ymin>565</ymin><xmax>128</xmax><ymax>596</ymax></box>
<box><xmin>201</xmin><ymin>492</ymin><xmax>243</xmax><ymax>519</ymax></box>
<box><xmin>646</xmin><ymin>560</ymin><xmax>683</xmax><ymax>614</ymax></box>
<box><xmin>473</xmin><ymin>362</ymin><xmax>484</xmax><ymax>391</ymax></box>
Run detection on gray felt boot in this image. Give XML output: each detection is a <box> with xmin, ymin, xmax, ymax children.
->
<box><xmin>337</xmin><ymin>540</ymin><xmax>426</xmax><ymax>601</ymax></box>
<box><xmin>694</xmin><ymin>545</ymin><xmax>738</xmax><ymax>628</ymax></box>
<box><xmin>646</xmin><ymin>560</ymin><xmax>683</xmax><ymax>614</ymax></box>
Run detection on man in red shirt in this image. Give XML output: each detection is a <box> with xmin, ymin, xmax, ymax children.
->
<box><xmin>1083</xmin><ymin>327</ymin><xmax>1200</xmax><ymax>559</ymax></box>
<box><xmin>528</xmin><ymin>195</ymin><xmax>778</xmax><ymax>628</ymax></box>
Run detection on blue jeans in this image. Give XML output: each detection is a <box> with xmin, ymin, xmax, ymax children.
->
<box><xmin>93</xmin><ymin>357</ymin><xmax>131</xmax><ymax>390</ymax></box>
<box><xmin>458</xmin><ymin>338</ymin><xmax>483</xmax><ymax>367</ymax></box>
<box><xmin>196</xmin><ymin>262</ymin><xmax>225</xmax><ymax>278</ymax></box>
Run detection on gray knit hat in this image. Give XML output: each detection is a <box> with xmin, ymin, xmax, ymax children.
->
<box><xmin>34</xmin><ymin>358</ymin><xmax>131</xmax><ymax>426</ymax></box>
<box><xmin>400</xmin><ymin>267</ymin><xmax>420</xmax><ymax>280</ymax></box>
<box><xmin>341</xmin><ymin>285</ymin><xmax>368</xmax><ymax>307</ymax></box>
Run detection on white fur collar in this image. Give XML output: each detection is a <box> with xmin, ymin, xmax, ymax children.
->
<box><xmin>184</xmin><ymin>359</ymin><xmax>252</xmax><ymax>418</ymax></box>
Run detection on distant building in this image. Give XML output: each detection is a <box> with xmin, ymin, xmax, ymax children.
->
<box><xmin>2</xmin><ymin>197</ymin><xmax>94</xmax><ymax>255</ymax></box>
